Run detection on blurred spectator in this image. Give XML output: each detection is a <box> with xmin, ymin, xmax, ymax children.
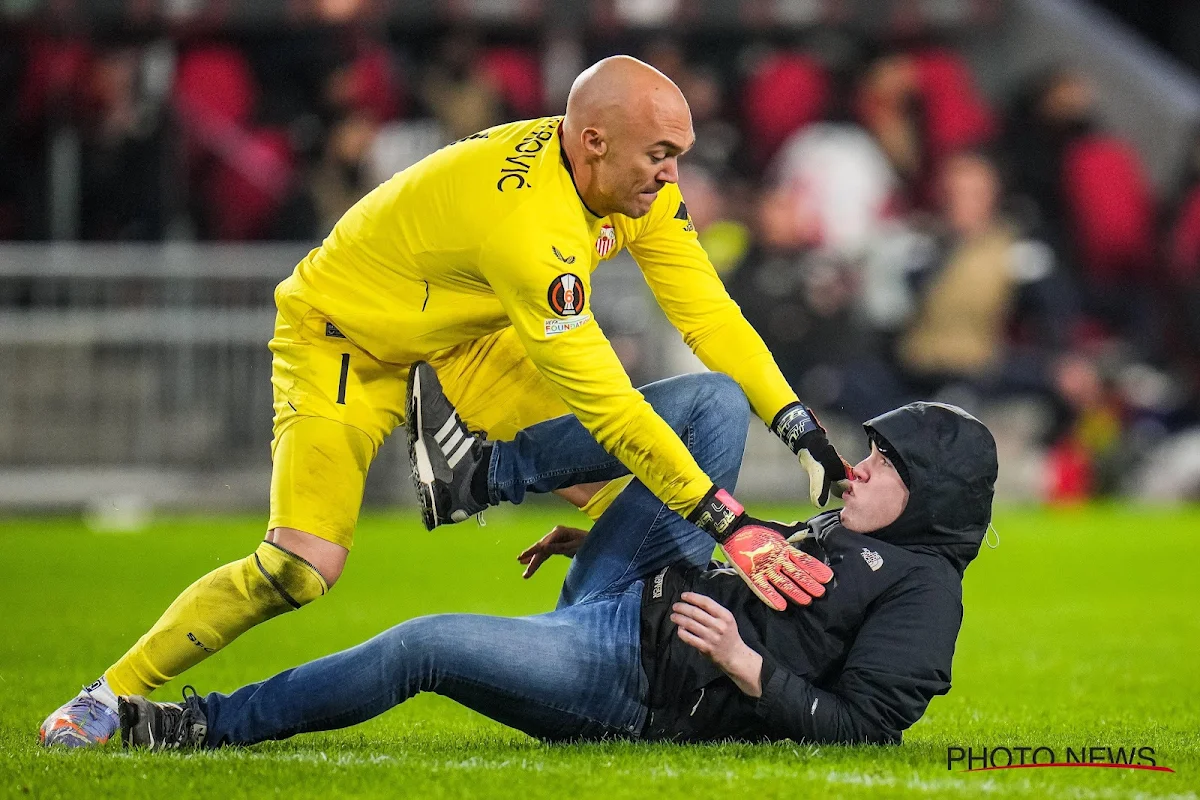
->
<box><xmin>419</xmin><ymin>32</ymin><xmax>504</xmax><ymax>142</ymax></box>
<box><xmin>676</xmin><ymin>165</ymin><xmax>749</xmax><ymax>275</ymax></box>
<box><xmin>770</xmin><ymin>121</ymin><xmax>900</xmax><ymax>263</ymax></box>
<box><xmin>854</xmin><ymin>47</ymin><xmax>994</xmax><ymax>209</ymax></box>
<box><xmin>897</xmin><ymin>151</ymin><xmax>1069</xmax><ymax>394</ymax></box>
<box><xmin>725</xmin><ymin>188</ymin><xmax>868</xmax><ymax>401</ymax></box>
<box><xmin>78</xmin><ymin>47</ymin><xmax>167</xmax><ymax>240</ymax></box>
<box><xmin>1046</xmin><ymin>352</ymin><xmax>1125</xmax><ymax>500</ymax></box>
<box><xmin>310</xmin><ymin>113</ymin><xmax>378</xmax><ymax>232</ymax></box>
<box><xmin>1003</xmin><ymin>67</ymin><xmax>1093</xmax><ymax>241</ymax></box>
<box><xmin>300</xmin><ymin>40</ymin><xmax>407</xmax><ymax>232</ymax></box>
<box><xmin>641</xmin><ymin>37</ymin><xmax>687</xmax><ymax>83</ymax></box>
<box><xmin>832</xmin><ymin>150</ymin><xmax>1074</xmax><ymax>422</ymax></box>
<box><xmin>855</xmin><ymin>51</ymin><xmax>924</xmax><ymax>195</ymax></box>
<box><xmin>365</xmin><ymin>118</ymin><xmax>444</xmax><ymax>187</ymax></box>
<box><xmin>1006</xmin><ymin>67</ymin><xmax>1160</xmax><ymax>357</ymax></box>
<box><xmin>11</xmin><ymin>35</ymin><xmax>93</xmax><ymax>239</ymax></box>
<box><xmin>677</xmin><ymin>65</ymin><xmax>740</xmax><ymax>179</ymax></box>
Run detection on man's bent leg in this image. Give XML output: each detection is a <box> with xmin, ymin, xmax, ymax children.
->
<box><xmin>427</xmin><ymin>328</ymin><xmax>600</xmax><ymax>510</ymax></box>
<box><xmin>488</xmin><ymin>373</ymin><xmax>748</xmax><ymax>505</ymax></box>
<box><xmin>42</xmin><ymin>309</ymin><xmax>397</xmax><ymax>747</ymax></box>
<box><xmin>551</xmin><ymin>374</ymin><xmax>752</xmax><ymax>606</ymax></box>
<box><xmin>104</xmin><ymin>539</ymin><xmax>332</xmax><ymax>697</ymax></box>
<box><xmin>429</xmin><ymin>327</ymin><xmax>570</xmax><ymax>443</ymax></box>
<box><xmin>103</xmin><ymin>417</ymin><xmax>366</xmax><ymax>697</ymax></box>
<box><xmin>201</xmin><ymin>584</ymin><xmax>647</xmax><ymax>747</ymax></box>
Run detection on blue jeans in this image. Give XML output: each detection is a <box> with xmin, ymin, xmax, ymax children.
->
<box><xmin>202</xmin><ymin>373</ymin><xmax>750</xmax><ymax>746</ymax></box>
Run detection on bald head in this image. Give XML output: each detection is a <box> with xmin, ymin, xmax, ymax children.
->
<box><xmin>565</xmin><ymin>56</ymin><xmax>690</xmax><ymax>133</ymax></box>
<box><xmin>561</xmin><ymin>56</ymin><xmax>694</xmax><ymax>218</ymax></box>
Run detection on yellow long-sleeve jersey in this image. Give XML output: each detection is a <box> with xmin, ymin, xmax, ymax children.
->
<box><xmin>276</xmin><ymin>116</ymin><xmax>799</xmax><ymax>516</ymax></box>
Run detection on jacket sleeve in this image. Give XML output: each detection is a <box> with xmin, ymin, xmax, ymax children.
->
<box><xmin>623</xmin><ymin>184</ymin><xmax>799</xmax><ymax>425</ymax></box>
<box><xmin>478</xmin><ymin>221</ymin><xmax>713</xmax><ymax>516</ymax></box>
<box><xmin>753</xmin><ymin>581</ymin><xmax>961</xmax><ymax>744</ymax></box>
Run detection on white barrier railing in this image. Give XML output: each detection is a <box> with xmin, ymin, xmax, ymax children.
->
<box><xmin>0</xmin><ymin>243</ymin><xmax>732</xmax><ymax>512</ymax></box>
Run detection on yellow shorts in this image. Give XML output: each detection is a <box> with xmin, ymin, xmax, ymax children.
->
<box><xmin>266</xmin><ymin>303</ymin><xmax>569</xmax><ymax>550</ymax></box>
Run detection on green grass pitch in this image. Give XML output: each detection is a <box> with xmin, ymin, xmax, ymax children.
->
<box><xmin>1</xmin><ymin>504</ymin><xmax>1198</xmax><ymax>799</ymax></box>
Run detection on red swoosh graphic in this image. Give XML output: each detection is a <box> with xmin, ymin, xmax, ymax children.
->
<box><xmin>966</xmin><ymin>763</ymin><xmax>1175</xmax><ymax>773</ymax></box>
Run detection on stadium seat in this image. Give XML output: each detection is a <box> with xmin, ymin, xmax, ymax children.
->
<box><xmin>204</xmin><ymin>127</ymin><xmax>294</xmax><ymax>240</ymax></box>
<box><xmin>173</xmin><ymin>45</ymin><xmax>257</xmax><ymax>128</ymax></box>
<box><xmin>1060</xmin><ymin>134</ymin><xmax>1156</xmax><ymax>285</ymax></box>
<box><xmin>912</xmin><ymin>48</ymin><xmax>996</xmax><ymax>162</ymax></box>
<box><xmin>340</xmin><ymin>44</ymin><xmax>405</xmax><ymax>123</ymax></box>
<box><xmin>742</xmin><ymin>52</ymin><xmax>830</xmax><ymax>168</ymax></box>
<box><xmin>478</xmin><ymin>47</ymin><xmax>544</xmax><ymax>119</ymax></box>
<box><xmin>17</xmin><ymin>36</ymin><xmax>92</xmax><ymax>124</ymax></box>
<box><xmin>1168</xmin><ymin>185</ymin><xmax>1200</xmax><ymax>285</ymax></box>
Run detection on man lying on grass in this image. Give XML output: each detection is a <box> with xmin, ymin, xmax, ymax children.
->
<box><xmin>118</xmin><ymin>372</ymin><xmax>997</xmax><ymax>748</ymax></box>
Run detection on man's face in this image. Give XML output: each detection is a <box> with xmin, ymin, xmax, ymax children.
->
<box><xmin>592</xmin><ymin>99</ymin><xmax>694</xmax><ymax>218</ymax></box>
<box><xmin>839</xmin><ymin>442</ymin><xmax>910</xmax><ymax>533</ymax></box>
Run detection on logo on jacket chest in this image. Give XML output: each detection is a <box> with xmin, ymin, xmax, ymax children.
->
<box><xmin>860</xmin><ymin>548</ymin><xmax>884</xmax><ymax>571</ymax></box>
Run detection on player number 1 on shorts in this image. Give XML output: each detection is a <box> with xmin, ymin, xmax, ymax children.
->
<box><xmin>337</xmin><ymin>354</ymin><xmax>349</xmax><ymax>405</ymax></box>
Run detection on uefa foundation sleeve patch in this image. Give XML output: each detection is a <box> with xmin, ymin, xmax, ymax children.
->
<box><xmin>547</xmin><ymin>273</ymin><xmax>585</xmax><ymax>316</ymax></box>
<box><xmin>543</xmin><ymin>314</ymin><xmax>592</xmax><ymax>336</ymax></box>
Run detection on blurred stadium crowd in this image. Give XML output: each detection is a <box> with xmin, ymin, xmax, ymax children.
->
<box><xmin>2</xmin><ymin>1</ymin><xmax>1200</xmax><ymax>502</ymax></box>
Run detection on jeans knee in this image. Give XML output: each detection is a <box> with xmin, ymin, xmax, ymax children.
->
<box><xmin>378</xmin><ymin>616</ymin><xmax>443</xmax><ymax>669</ymax></box>
<box><xmin>696</xmin><ymin>373</ymin><xmax>750</xmax><ymax>426</ymax></box>
<box><xmin>691</xmin><ymin>374</ymin><xmax>749</xmax><ymax>483</ymax></box>
<box><xmin>389</xmin><ymin>615</ymin><xmax>440</xmax><ymax>648</ymax></box>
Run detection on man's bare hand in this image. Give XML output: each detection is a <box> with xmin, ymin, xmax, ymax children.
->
<box><xmin>517</xmin><ymin>525</ymin><xmax>589</xmax><ymax>579</ymax></box>
<box><xmin>671</xmin><ymin>592</ymin><xmax>764</xmax><ymax>697</ymax></box>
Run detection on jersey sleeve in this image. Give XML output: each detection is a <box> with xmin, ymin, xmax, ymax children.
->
<box><xmin>478</xmin><ymin>219</ymin><xmax>714</xmax><ymax>516</ymax></box>
<box><xmin>623</xmin><ymin>184</ymin><xmax>799</xmax><ymax>425</ymax></box>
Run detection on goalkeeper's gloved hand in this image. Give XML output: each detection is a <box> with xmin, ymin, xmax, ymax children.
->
<box><xmin>687</xmin><ymin>486</ymin><xmax>834</xmax><ymax>611</ymax></box>
<box><xmin>770</xmin><ymin>402</ymin><xmax>852</xmax><ymax>507</ymax></box>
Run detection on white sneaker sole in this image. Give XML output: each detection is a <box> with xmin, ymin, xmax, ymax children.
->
<box><xmin>407</xmin><ymin>367</ymin><xmax>440</xmax><ymax>529</ymax></box>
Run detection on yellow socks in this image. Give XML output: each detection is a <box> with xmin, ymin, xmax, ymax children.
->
<box><xmin>104</xmin><ymin>541</ymin><xmax>328</xmax><ymax>697</ymax></box>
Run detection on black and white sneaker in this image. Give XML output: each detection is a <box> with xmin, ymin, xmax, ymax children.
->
<box><xmin>406</xmin><ymin>361</ymin><xmax>490</xmax><ymax>530</ymax></box>
<box><xmin>118</xmin><ymin>686</ymin><xmax>207</xmax><ymax>751</ymax></box>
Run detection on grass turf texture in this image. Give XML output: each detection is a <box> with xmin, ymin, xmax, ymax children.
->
<box><xmin>1</xmin><ymin>505</ymin><xmax>1197</xmax><ymax>799</ymax></box>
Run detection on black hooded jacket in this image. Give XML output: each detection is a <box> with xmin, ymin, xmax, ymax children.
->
<box><xmin>638</xmin><ymin>402</ymin><xmax>998</xmax><ymax>744</ymax></box>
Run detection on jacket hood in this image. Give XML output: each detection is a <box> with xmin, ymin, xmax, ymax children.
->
<box><xmin>861</xmin><ymin>402</ymin><xmax>997</xmax><ymax>574</ymax></box>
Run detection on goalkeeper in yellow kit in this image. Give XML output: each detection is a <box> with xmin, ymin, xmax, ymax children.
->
<box><xmin>40</xmin><ymin>55</ymin><xmax>850</xmax><ymax>747</ymax></box>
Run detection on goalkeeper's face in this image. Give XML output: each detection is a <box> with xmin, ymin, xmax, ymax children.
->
<box><xmin>596</xmin><ymin>98</ymin><xmax>695</xmax><ymax>218</ymax></box>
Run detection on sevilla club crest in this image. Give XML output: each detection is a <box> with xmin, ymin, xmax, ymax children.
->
<box><xmin>595</xmin><ymin>224</ymin><xmax>616</xmax><ymax>257</ymax></box>
<box><xmin>547</xmin><ymin>273</ymin><xmax>585</xmax><ymax>316</ymax></box>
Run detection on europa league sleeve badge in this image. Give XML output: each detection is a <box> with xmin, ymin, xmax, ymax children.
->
<box><xmin>547</xmin><ymin>273</ymin><xmax>585</xmax><ymax>316</ymax></box>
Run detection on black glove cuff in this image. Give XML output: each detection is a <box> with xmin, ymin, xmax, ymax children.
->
<box><xmin>686</xmin><ymin>484</ymin><xmax>745</xmax><ymax>543</ymax></box>
<box><xmin>770</xmin><ymin>402</ymin><xmax>824</xmax><ymax>455</ymax></box>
